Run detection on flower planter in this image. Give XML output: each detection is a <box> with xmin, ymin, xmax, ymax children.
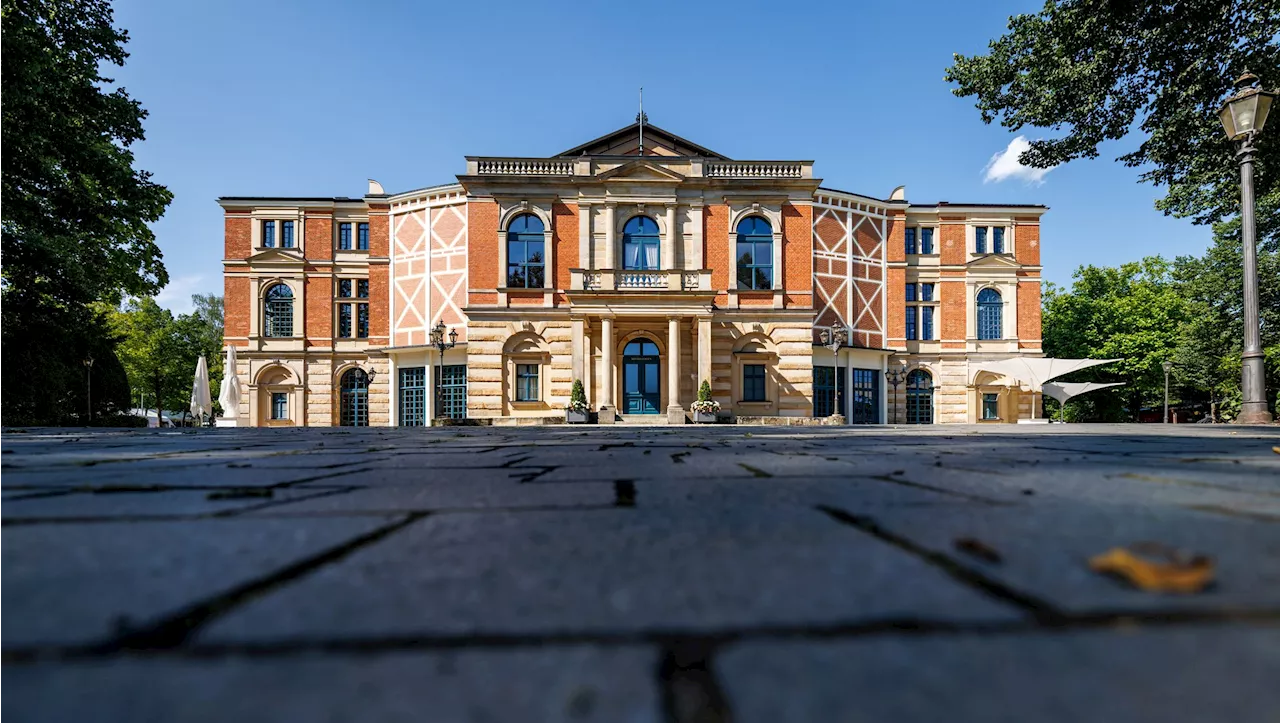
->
<box><xmin>566</xmin><ymin>410</ymin><xmax>589</xmax><ymax>424</ymax></box>
<box><xmin>693</xmin><ymin>411</ymin><xmax>717</xmax><ymax>424</ymax></box>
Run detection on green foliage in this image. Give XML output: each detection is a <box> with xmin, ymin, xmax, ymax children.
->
<box><xmin>1042</xmin><ymin>258</ymin><xmax>1192</xmax><ymax>420</ymax></box>
<box><xmin>567</xmin><ymin>379</ymin><xmax>588</xmax><ymax>414</ymax></box>
<box><xmin>947</xmin><ymin>0</ymin><xmax>1280</xmax><ymax>235</ymax></box>
<box><xmin>108</xmin><ymin>295</ymin><xmax>225</xmax><ymax>421</ymax></box>
<box><xmin>697</xmin><ymin>379</ymin><xmax>713</xmax><ymax>403</ymax></box>
<box><xmin>1</xmin><ymin>0</ymin><xmax>172</xmax><ymax>425</ymax></box>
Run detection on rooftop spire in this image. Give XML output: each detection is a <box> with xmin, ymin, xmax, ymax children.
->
<box><xmin>636</xmin><ymin>87</ymin><xmax>648</xmax><ymax>155</ymax></box>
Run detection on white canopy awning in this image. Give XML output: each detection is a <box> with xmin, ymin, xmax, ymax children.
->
<box><xmin>1041</xmin><ymin>381</ymin><xmax>1126</xmax><ymax>405</ymax></box>
<box><xmin>974</xmin><ymin>358</ymin><xmax>1119</xmax><ymax>390</ymax></box>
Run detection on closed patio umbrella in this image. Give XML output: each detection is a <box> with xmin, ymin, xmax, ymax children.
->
<box><xmin>190</xmin><ymin>355</ymin><xmax>213</xmax><ymax>424</ymax></box>
<box><xmin>218</xmin><ymin>345</ymin><xmax>242</xmax><ymax>421</ymax></box>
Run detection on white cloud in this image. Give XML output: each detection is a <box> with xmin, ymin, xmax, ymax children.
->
<box><xmin>983</xmin><ymin>136</ymin><xmax>1054</xmax><ymax>185</ymax></box>
<box><xmin>154</xmin><ymin>274</ymin><xmax>207</xmax><ymax>315</ymax></box>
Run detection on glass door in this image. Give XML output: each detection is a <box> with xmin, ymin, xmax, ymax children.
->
<box><xmin>622</xmin><ymin>339</ymin><xmax>661</xmax><ymax>414</ymax></box>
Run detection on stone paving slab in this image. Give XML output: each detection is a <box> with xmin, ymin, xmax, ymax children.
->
<box><xmin>718</xmin><ymin>626</ymin><xmax>1280</xmax><ymax>723</ymax></box>
<box><xmin>200</xmin><ymin>506</ymin><xmax>1018</xmax><ymax>643</ymax></box>
<box><xmin>2</xmin><ymin>646</ymin><xmax>660</xmax><ymax>723</ymax></box>
<box><xmin>2</xmin><ymin>515</ymin><xmax>401</xmax><ymax>647</ymax></box>
<box><xmin>3</xmin><ymin>424</ymin><xmax>1278</xmax><ymax>722</ymax></box>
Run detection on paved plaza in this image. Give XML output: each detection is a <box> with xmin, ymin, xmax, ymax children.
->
<box><xmin>2</xmin><ymin>424</ymin><xmax>1279</xmax><ymax>722</ymax></box>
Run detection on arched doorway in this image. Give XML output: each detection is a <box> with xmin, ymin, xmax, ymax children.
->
<box><xmin>905</xmin><ymin>369</ymin><xmax>933</xmax><ymax>424</ymax></box>
<box><xmin>340</xmin><ymin>368</ymin><xmax>369</xmax><ymax>427</ymax></box>
<box><xmin>622</xmin><ymin>338</ymin><xmax>661</xmax><ymax>414</ymax></box>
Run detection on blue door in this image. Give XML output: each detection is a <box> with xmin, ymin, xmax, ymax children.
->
<box><xmin>623</xmin><ymin>338</ymin><xmax>661</xmax><ymax>414</ymax></box>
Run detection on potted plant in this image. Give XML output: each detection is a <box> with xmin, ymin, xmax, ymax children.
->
<box><xmin>566</xmin><ymin>379</ymin><xmax>590</xmax><ymax>423</ymax></box>
<box><xmin>691</xmin><ymin>380</ymin><xmax>720</xmax><ymax>423</ymax></box>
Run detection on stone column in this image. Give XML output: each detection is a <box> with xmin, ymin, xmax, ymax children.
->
<box><xmin>667</xmin><ymin>316</ymin><xmax>685</xmax><ymax>423</ymax></box>
<box><xmin>599</xmin><ymin>316</ymin><xmax>616</xmax><ymax>423</ymax></box>
<box><xmin>697</xmin><ymin>317</ymin><xmax>712</xmax><ymax>390</ymax></box>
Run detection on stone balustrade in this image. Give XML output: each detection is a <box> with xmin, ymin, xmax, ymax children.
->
<box><xmin>569</xmin><ymin>269</ymin><xmax>712</xmax><ymax>292</ymax></box>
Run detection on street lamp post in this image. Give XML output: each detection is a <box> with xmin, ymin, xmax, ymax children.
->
<box><xmin>819</xmin><ymin>327</ymin><xmax>848</xmax><ymax>418</ymax></box>
<box><xmin>885</xmin><ymin>361</ymin><xmax>907</xmax><ymax>425</ymax></box>
<box><xmin>83</xmin><ymin>357</ymin><xmax>94</xmax><ymax>424</ymax></box>
<box><xmin>1162</xmin><ymin>360</ymin><xmax>1173</xmax><ymax>424</ymax></box>
<box><xmin>429</xmin><ymin>321</ymin><xmax>458</xmax><ymax>422</ymax></box>
<box><xmin>1218</xmin><ymin>71</ymin><xmax>1276</xmax><ymax>424</ymax></box>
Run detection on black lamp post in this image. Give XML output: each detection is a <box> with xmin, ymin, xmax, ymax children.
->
<box><xmin>83</xmin><ymin>357</ymin><xmax>94</xmax><ymax>424</ymax></box>
<box><xmin>430</xmin><ymin>321</ymin><xmax>458</xmax><ymax>420</ymax></box>
<box><xmin>819</xmin><ymin>327</ymin><xmax>847</xmax><ymax>417</ymax></box>
<box><xmin>1218</xmin><ymin>71</ymin><xmax>1276</xmax><ymax>424</ymax></box>
<box><xmin>885</xmin><ymin>361</ymin><xmax>907</xmax><ymax>425</ymax></box>
<box><xmin>1162</xmin><ymin>360</ymin><xmax>1173</xmax><ymax>424</ymax></box>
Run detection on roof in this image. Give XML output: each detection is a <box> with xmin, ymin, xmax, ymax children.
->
<box><xmin>556</xmin><ymin>122</ymin><xmax>728</xmax><ymax>159</ymax></box>
<box><xmin>217</xmin><ymin>196</ymin><xmax>364</xmax><ymax>203</ymax></box>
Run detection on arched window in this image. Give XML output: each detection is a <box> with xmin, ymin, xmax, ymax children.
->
<box><xmin>736</xmin><ymin>216</ymin><xmax>773</xmax><ymax>290</ymax></box>
<box><xmin>506</xmin><ymin>214</ymin><xmax>545</xmax><ymax>288</ymax></box>
<box><xmin>339</xmin><ymin>368</ymin><xmax>369</xmax><ymax>427</ymax></box>
<box><xmin>622</xmin><ymin>216</ymin><xmax>660</xmax><ymax>270</ymax></box>
<box><xmin>977</xmin><ymin>288</ymin><xmax>1003</xmax><ymax>340</ymax></box>
<box><xmin>263</xmin><ymin>283</ymin><xmax>294</xmax><ymax>338</ymax></box>
<box><xmin>906</xmin><ymin>369</ymin><xmax>933</xmax><ymax>425</ymax></box>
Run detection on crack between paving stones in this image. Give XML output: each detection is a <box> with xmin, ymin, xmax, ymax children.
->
<box><xmin>659</xmin><ymin>639</ymin><xmax>733</xmax><ymax>723</ymax></box>
<box><xmin>863</xmin><ymin>475</ymin><xmax>1009</xmax><ymax>506</ymax></box>
<box><xmin>81</xmin><ymin>512</ymin><xmax>428</xmax><ymax>654</ymax></box>
<box><xmin>816</xmin><ymin>504</ymin><xmax>1065</xmax><ymax>623</ymax></box>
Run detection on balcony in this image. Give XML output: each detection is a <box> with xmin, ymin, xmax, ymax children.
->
<box><xmin>570</xmin><ymin>269</ymin><xmax>711</xmax><ymax>292</ymax></box>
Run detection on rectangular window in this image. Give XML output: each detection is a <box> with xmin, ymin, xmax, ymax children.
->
<box><xmin>515</xmin><ymin>364</ymin><xmax>539</xmax><ymax>402</ymax></box>
<box><xmin>982</xmin><ymin>393</ymin><xmax>1000</xmax><ymax>420</ymax></box>
<box><xmin>357</xmin><ymin>222</ymin><xmax>369</xmax><ymax>250</ymax></box>
<box><xmin>262</xmin><ymin>221</ymin><xmax>275</xmax><ymax>248</ymax></box>
<box><xmin>850</xmin><ymin>369</ymin><xmax>879</xmax><ymax>424</ymax></box>
<box><xmin>919</xmin><ymin>283</ymin><xmax>934</xmax><ymax>301</ymax></box>
<box><xmin>338</xmin><ymin>304</ymin><xmax>352</xmax><ymax>338</ymax></box>
<box><xmin>921</xmin><ymin>305</ymin><xmax>934</xmax><ymax>341</ymax></box>
<box><xmin>993</xmin><ymin>227</ymin><xmax>1005</xmax><ymax>254</ymax></box>
<box><xmin>435</xmin><ymin>364</ymin><xmax>467</xmax><ymax>420</ymax></box>
<box><xmin>814</xmin><ymin>366</ymin><xmax>836</xmax><ymax>417</ymax></box>
<box><xmin>337</xmin><ymin>279</ymin><xmax>352</xmax><ymax>298</ymax></box>
<box><xmin>357</xmin><ymin>280</ymin><xmax>369</xmax><ymax>298</ymax></box>
<box><xmin>338</xmin><ymin>222</ymin><xmax>353</xmax><ymax>250</ymax></box>
<box><xmin>905</xmin><ymin>306</ymin><xmax>917</xmax><ymax>340</ymax></box>
<box><xmin>975</xmin><ymin>226</ymin><xmax>987</xmax><ymax>253</ymax></box>
<box><xmin>905</xmin><ymin>283</ymin><xmax>916</xmax><ymax>302</ymax></box>
<box><xmin>920</xmin><ymin>228</ymin><xmax>934</xmax><ymax>254</ymax></box>
<box><xmin>398</xmin><ymin>367</ymin><xmax>426</xmax><ymax>427</ymax></box>
<box><xmin>357</xmin><ymin>303</ymin><xmax>369</xmax><ymax>338</ymax></box>
<box><xmin>270</xmin><ymin>392</ymin><xmax>288</xmax><ymax>420</ymax></box>
<box><xmin>743</xmin><ymin>364</ymin><xmax>766</xmax><ymax>402</ymax></box>
<box><xmin>904</xmin><ymin>227</ymin><xmax>917</xmax><ymax>255</ymax></box>
<box><xmin>281</xmin><ymin>220</ymin><xmax>295</xmax><ymax>248</ymax></box>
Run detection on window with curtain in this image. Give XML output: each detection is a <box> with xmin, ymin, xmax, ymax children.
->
<box><xmin>982</xmin><ymin>393</ymin><xmax>1000</xmax><ymax>420</ymax></box>
<box><xmin>736</xmin><ymin>216</ymin><xmax>773</xmax><ymax>289</ymax></box>
<box><xmin>993</xmin><ymin>227</ymin><xmax>1005</xmax><ymax>253</ymax></box>
<box><xmin>270</xmin><ymin>392</ymin><xmax>288</xmax><ymax>420</ymax></box>
<box><xmin>975</xmin><ymin>226</ymin><xmax>987</xmax><ymax>253</ymax></box>
<box><xmin>977</xmin><ymin>288</ymin><xmax>1003</xmax><ymax>340</ymax></box>
<box><xmin>904</xmin><ymin>227</ymin><xmax>917</xmax><ymax>255</ymax></box>
<box><xmin>338</xmin><ymin>223</ymin><xmax>352</xmax><ymax>250</ymax></box>
<box><xmin>516</xmin><ymin>364</ymin><xmax>539</xmax><ymax>402</ymax></box>
<box><xmin>743</xmin><ymin>364</ymin><xmax>766</xmax><ymax>401</ymax></box>
<box><xmin>262</xmin><ymin>221</ymin><xmax>276</xmax><ymax>248</ymax></box>
<box><xmin>506</xmin><ymin>214</ymin><xmax>545</xmax><ymax>288</ymax></box>
<box><xmin>622</xmin><ymin>216</ymin><xmax>660</xmax><ymax>270</ymax></box>
<box><xmin>263</xmin><ymin>283</ymin><xmax>293</xmax><ymax>338</ymax></box>
<box><xmin>921</xmin><ymin>227</ymin><xmax>934</xmax><ymax>254</ymax></box>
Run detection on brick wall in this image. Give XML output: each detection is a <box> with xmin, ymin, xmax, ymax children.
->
<box><xmin>782</xmin><ymin>203</ymin><xmax>812</xmax><ymax>306</ymax></box>
<box><xmin>225</xmin><ymin>215</ymin><xmax>252</xmax><ymax>259</ymax></box>
<box><xmin>367</xmin><ymin>203</ymin><xmax>390</xmax><ymax>257</ymax></box>
<box><xmin>939</xmin><ymin>218</ymin><xmax>967</xmax><ymax>265</ymax></box>
<box><xmin>1018</xmin><ymin>280</ymin><xmax>1042</xmax><ymax>348</ymax></box>
<box><xmin>468</xmin><ymin>199</ymin><xmax>499</xmax><ymax>299</ymax></box>
<box><xmin>304</xmin><ymin>212</ymin><xmax>332</xmax><ymax>261</ymax></box>
<box><xmin>940</xmin><ymin>280</ymin><xmax>967</xmax><ymax>344</ymax></box>
<box><xmin>369</xmin><ymin>264</ymin><xmax>389</xmax><ymax>344</ymax></box>
<box><xmin>305</xmin><ymin>276</ymin><xmax>331</xmax><ymax>346</ymax></box>
<box><xmin>885</xmin><ymin>211</ymin><xmax>905</xmax><ymax>264</ymax></box>
<box><xmin>886</xmin><ymin>266</ymin><xmax>905</xmax><ymax>345</ymax></box>
<box><xmin>224</xmin><ymin>276</ymin><xmax>250</xmax><ymax>344</ymax></box>
<box><xmin>1015</xmin><ymin>219</ymin><xmax>1040</xmax><ymax>266</ymax></box>
<box><xmin>705</xmin><ymin>203</ymin><xmax>729</xmax><ymax>293</ymax></box>
<box><xmin>553</xmin><ymin>201</ymin><xmax>578</xmax><ymax>299</ymax></box>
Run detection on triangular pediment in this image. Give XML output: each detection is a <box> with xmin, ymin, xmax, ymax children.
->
<box><xmin>557</xmin><ymin>122</ymin><xmax>727</xmax><ymax>159</ymax></box>
<box><xmin>966</xmin><ymin>253</ymin><xmax>1022</xmax><ymax>269</ymax></box>
<box><xmin>595</xmin><ymin>159</ymin><xmax>686</xmax><ymax>183</ymax></box>
<box><xmin>246</xmin><ymin>247</ymin><xmax>305</xmax><ymax>264</ymax></box>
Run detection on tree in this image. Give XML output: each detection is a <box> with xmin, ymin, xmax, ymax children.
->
<box><xmin>110</xmin><ymin>298</ymin><xmax>186</xmax><ymax>423</ymax></box>
<box><xmin>173</xmin><ymin>294</ymin><xmax>226</xmax><ymax>417</ymax></box>
<box><xmin>946</xmin><ymin>1</ymin><xmax>1280</xmax><ymax>235</ymax></box>
<box><xmin>1042</xmin><ymin>258</ymin><xmax>1192</xmax><ymax>420</ymax></box>
<box><xmin>2</xmin><ymin>0</ymin><xmax>172</xmax><ymax>424</ymax></box>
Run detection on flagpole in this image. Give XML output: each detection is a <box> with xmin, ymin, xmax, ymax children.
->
<box><xmin>638</xmin><ymin>87</ymin><xmax>644</xmax><ymax>155</ymax></box>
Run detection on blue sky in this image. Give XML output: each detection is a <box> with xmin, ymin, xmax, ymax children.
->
<box><xmin>109</xmin><ymin>0</ymin><xmax>1215</xmax><ymax>314</ymax></box>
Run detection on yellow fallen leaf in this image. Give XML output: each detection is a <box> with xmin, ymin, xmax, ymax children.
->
<box><xmin>1088</xmin><ymin>543</ymin><xmax>1214</xmax><ymax>594</ymax></box>
<box><xmin>1272</xmin><ymin>446</ymin><xmax>1280</xmax><ymax>454</ymax></box>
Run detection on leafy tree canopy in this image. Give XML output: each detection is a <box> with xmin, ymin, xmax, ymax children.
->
<box><xmin>2</xmin><ymin>0</ymin><xmax>172</xmax><ymax>308</ymax></box>
<box><xmin>947</xmin><ymin>0</ymin><xmax>1280</xmax><ymax>235</ymax></box>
